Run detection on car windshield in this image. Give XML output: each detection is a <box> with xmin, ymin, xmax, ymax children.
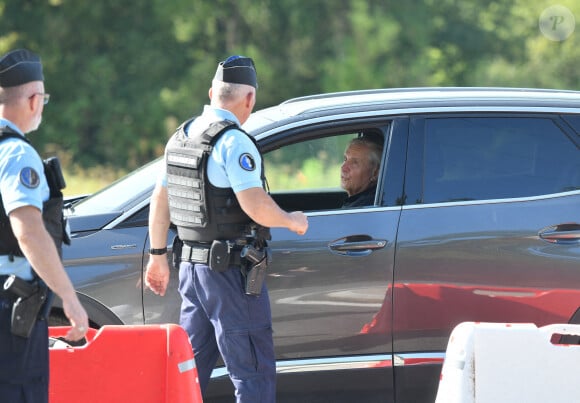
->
<box><xmin>65</xmin><ymin>109</ymin><xmax>283</xmax><ymax>217</ymax></box>
<box><xmin>68</xmin><ymin>157</ymin><xmax>163</xmax><ymax>216</ymax></box>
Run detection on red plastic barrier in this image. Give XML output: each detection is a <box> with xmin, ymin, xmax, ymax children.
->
<box><xmin>49</xmin><ymin>324</ymin><xmax>203</xmax><ymax>403</ymax></box>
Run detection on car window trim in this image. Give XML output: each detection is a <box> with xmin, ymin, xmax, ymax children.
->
<box><xmin>258</xmin><ymin>116</ymin><xmax>394</xmax><ymax>211</ymax></box>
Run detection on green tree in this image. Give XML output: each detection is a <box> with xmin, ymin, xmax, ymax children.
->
<box><xmin>1</xmin><ymin>0</ymin><xmax>190</xmax><ymax>169</ymax></box>
<box><xmin>470</xmin><ymin>0</ymin><xmax>580</xmax><ymax>89</ymax></box>
<box><xmin>1</xmin><ymin>0</ymin><xmax>578</xmax><ymax>178</ymax></box>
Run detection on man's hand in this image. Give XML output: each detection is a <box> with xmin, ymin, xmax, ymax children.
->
<box><xmin>288</xmin><ymin>211</ymin><xmax>308</xmax><ymax>235</ymax></box>
<box><xmin>145</xmin><ymin>255</ymin><xmax>170</xmax><ymax>296</ymax></box>
<box><xmin>146</xmin><ymin>183</ymin><xmax>171</xmax><ymax>296</ymax></box>
<box><xmin>62</xmin><ymin>293</ymin><xmax>89</xmax><ymax>341</ymax></box>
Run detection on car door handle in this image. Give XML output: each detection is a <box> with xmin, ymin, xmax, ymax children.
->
<box><xmin>328</xmin><ymin>235</ymin><xmax>388</xmax><ymax>256</ymax></box>
<box><xmin>538</xmin><ymin>223</ymin><xmax>580</xmax><ymax>244</ymax></box>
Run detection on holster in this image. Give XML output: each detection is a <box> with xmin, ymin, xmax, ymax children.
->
<box><xmin>240</xmin><ymin>245</ymin><xmax>272</xmax><ymax>296</ymax></box>
<box><xmin>3</xmin><ymin>275</ymin><xmax>49</xmax><ymax>338</ymax></box>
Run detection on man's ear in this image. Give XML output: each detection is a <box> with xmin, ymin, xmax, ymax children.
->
<box><xmin>28</xmin><ymin>94</ymin><xmax>40</xmax><ymax>113</ymax></box>
<box><xmin>245</xmin><ymin>91</ymin><xmax>254</xmax><ymax>108</ymax></box>
<box><xmin>208</xmin><ymin>87</ymin><xmax>213</xmax><ymax>100</ymax></box>
<box><xmin>372</xmin><ymin>166</ymin><xmax>380</xmax><ymax>180</ymax></box>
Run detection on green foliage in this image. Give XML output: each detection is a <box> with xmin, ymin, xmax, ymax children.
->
<box><xmin>1</xmin><ymin>0</ymin><xmax>579</xmax><ymax>193</ymax></box>
<box><xmin>266</xmin><ymin>157</ymin><xmax>342</xmax><ymax>191</ymax></box>
<box><xmin>264</xmin><ymin>133</ymin><xmax>351</xmax><ymax>191</ymax></box>
<box><xmin>62</xmin><ymin>165</ymin><xmax>126</xmax><ymax>197</ymax></box>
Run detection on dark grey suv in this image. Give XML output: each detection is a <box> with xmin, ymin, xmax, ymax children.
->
<box><xmin>58</xmin><ymin>88</ymin><xmax>580</xmax><ymax>402</ymax></box>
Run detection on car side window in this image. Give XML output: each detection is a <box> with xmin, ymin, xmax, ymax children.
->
<box><xmin>562</xmin><ymin>114</ymin><xmax>580</xmax><ymax>135</ymax></box>
<box><xmin>263</xmin><ymin>134</ymin><xmax>351</xmax><ymax>211</ymax></box>
<box><xmin>265</xmin><ymin>134</ymin><xmax>350</xmax><ymax>192</ymax></box>
<box><xmin>263</xmin><ymin>128</ymin><xmax>387</xmax><ymax>211</ymax></box>
<box><xmin>117</xmin><ymin>206</ymin><xmax>149</xmax><ymax>228</ymax></box>
<box><xmin>422</xmin><ymin>117</ymin><xmax>580</xmax><ymax>203</ymax></box>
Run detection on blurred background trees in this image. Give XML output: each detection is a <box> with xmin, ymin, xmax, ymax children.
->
<box><xmin>1</xmin><ymin>0</ymin><xmax>578</xmax><ymax>192</ymax></box>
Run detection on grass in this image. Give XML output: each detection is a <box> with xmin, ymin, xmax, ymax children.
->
<box><xmin>265</xmin><ymin>159</ymin><xmax>341</xmax><ymax>191</ymax></box>
<box><xmin>62</xmin><ymin>165</ymin><xmax>126</xmax><ymax>197</ymax></box>
<box><xmin>61</xmin><ymin>158</ymin><xmax>342</xmax><ymax>197</ymax></box>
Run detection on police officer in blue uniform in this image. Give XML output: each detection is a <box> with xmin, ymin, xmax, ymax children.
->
<box><xmin>145</xmin><ymin>55</ymin><xmax>308</xmax><ymax>402</ymax></box>
<box><xmin>0</xmin><ymin>48</ymin><xmax>88</xmax><ymax>402</ymax></box>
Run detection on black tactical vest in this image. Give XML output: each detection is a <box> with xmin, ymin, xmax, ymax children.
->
<box><xmin>0</xmin><ymin>129</ymin><xmax>69</xmax><ymax>259</ymax></box>
<box><xmin>165</xmin><ymin>118</ymin><xmax>270</xmax><ymax>243</ymax></box>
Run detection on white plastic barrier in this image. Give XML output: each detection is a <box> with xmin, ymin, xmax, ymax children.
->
<box><xmin>435</xmin><ymin>322</ymin><xmax>580</xmax><ymax>403</ymax></box>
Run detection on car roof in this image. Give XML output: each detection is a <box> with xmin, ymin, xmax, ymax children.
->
<box><xmin>244</xmin><ymin>87</ymin><xmax>580</xmax><ymax>134</ymax></box>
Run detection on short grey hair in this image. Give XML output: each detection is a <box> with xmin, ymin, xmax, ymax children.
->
<box><xmin>348</xmin><ymin>136</ymin><xmax>383</xmax><ymax>168</ymax></box>
<box><xmin>211</xmin><ymin>79</ymin><xmax>254</xmax><ymax>103</ymax></box>
<box><xmin>0</xmin><ymin>85</ymin><xmax>27</xmax><ymax>105</ymax></box>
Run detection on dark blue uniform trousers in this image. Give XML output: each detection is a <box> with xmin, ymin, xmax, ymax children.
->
<box><xmin>178</xmin><ymin>261</ymin><xmax>276</xmax><ymax>403</ymax></box>
<box><xmin>0</xmin><ymin>297</ymin><xmax>49</xmax><ymax>403</ymax></box>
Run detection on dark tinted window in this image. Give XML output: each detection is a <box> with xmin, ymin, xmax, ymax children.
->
<box><xmin>562</xmin><ymin>114</ymin><xmax>580</xmax><ymax>135</ymax></box>
<box><xmin>117</xmin><ymin>206</ymin><xmax>149</xmax><ymax>228</ymax></box>
<box><xmin>422</xmin><ymin>117</ymin><xmax>580</xmax><ymax>203</ymax></box>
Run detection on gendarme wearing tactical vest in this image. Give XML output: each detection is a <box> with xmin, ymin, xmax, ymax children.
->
<box><xmin>146</xmin><ymin>55</ymin><xmax>308</xmax><ymax>403</ymax></box>
<box><xmin>0</xmin><ymin>48</ymin><xmax>88</xmax><ymax>403</ymax></box>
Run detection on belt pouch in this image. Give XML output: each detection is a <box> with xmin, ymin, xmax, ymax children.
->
<box><xmin>209</xmin><ymin>240</ymin><xmax>230</xmax><ymax>272</ymax></box>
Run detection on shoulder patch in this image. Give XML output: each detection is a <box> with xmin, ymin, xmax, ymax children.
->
<box><xmin>19</xmin><ymin>167</ymin><xmax>40</xmax><ymax>189</ymax></box>
<box><xmin>239</xmin><ymin>153</ymin><xmax>256</xmax><ymax>171</ymax></box>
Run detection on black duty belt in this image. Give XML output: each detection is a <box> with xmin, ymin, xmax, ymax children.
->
<box><xmin>181</xmin><ymin>243</ymin><xmax>244</xmax><ymax>269</ymax></box>
<box><xmin>181</xmin><ymin>244</ymin><xmax>210</xmax><ymax>264</ymax></box>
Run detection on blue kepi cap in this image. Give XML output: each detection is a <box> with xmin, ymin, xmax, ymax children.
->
<box><xmin>213</xmin><ymin>55</ymin><xmax>257</xmax><ymax>89</ymax></box>
<box><xmin>0</xmin><ymin>49</ymin><xmax>44</xmax><ymax>88</ymax></box>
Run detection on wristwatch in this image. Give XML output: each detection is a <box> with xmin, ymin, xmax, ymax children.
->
<box><xmin>149</xmin><ymin>247</ymin><xmax>167</xmax><ymax>255</ymax></box>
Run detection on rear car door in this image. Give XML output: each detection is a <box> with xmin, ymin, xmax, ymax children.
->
<box><xmin>393</xmin><ymin>113</ymin><xmax>580</xmax><ymax>403</ymax></box>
